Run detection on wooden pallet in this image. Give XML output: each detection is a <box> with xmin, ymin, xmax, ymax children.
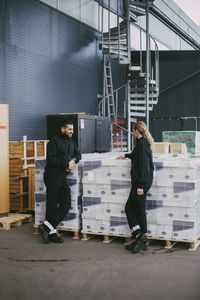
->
<box><xmin>9</xmin><ymin>140</ymin><xmax>47</xmax><ymax>159</ymax></box>
<box><xmin>147</xmin><ymin>235</ymin><xmax>200</xmax><ymax>251</ymax></box>
<box><xmin>0</xmin><ymin>213</ymin><xmax>32</xmax><ymax>230</ymax></box>
<box><xmin>81</xmin><ymin>230</ymin><xmax>131</xmax><ymax>244</ymax></box>
<box><xmin>34</xmin><ymin>224</ymin><xmax>80</xmax><ymax>240</ymax></box>
<box><xmin>9</xmin><ymin>139</ymin><xmax>47</xmax><ymax>211</ymax></box>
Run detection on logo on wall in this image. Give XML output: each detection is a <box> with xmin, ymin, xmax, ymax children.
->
<box><xmin>0</xmin><ymin>122</ymin><xmax>7</xmax><ymax>129</ymax></box>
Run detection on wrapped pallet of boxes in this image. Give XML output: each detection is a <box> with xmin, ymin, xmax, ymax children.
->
<box><xmin>147</xmin><ymin>154</ymin><xmax>200</xmax><ymax>245</ymax></box>
<box><xmin>162</xmin><ymin>131</ymin><xmax>200</xmax><ymax>156</ymax></box>
<box><xmin>82</xmin><ymin>154</ymin><xmax>132</xmax><ymax>236</ymax></box>
<box><xmin>34</xmin><ymin>158</ymin><xmax>82</xmax><ymax>231</ymax></box>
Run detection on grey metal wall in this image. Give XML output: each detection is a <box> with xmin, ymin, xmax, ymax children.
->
<box><xmin>150</xmin><ymin>51</ymin><xmax>200</xmax><ymax>141</ymax></box>
<box><xmin>0</xmin><ymin>0</ymin><xmax>103</xmax><ymax>140</ymax></box>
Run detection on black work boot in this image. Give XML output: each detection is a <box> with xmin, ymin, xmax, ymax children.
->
<box><xmin>142</xmin><ymin>240</ymin><xmax>148</xmax><ymax>251</ymax></box>
<box><xmin>132</xmin><ymin>233</ymin><xmax>147</xmax><ymax>254</ymax></box>
<box><xmin>125</xmin><ymin>229</ymin><xmax>141</xmax><ymax>250</ymax></box>
<box><xmin>39</xmin><ymin>223</ymin><xmax>50</xmax><ymax>244</ymax></box>
<box><xmin>49</xmin><ymin>233</ymin><xmax>64</xmax><ymax>243</ymax></box>
<box><xmin>126</xmin><ymin>240</ymin><xmax>138</xmax><ymax>250</ymax></box>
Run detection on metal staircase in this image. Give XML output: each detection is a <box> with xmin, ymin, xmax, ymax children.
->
<box><xmin>99</xmin><ymin>10</ymin><xmax>130</xmax><ymax>65</ymax></box>
<box><xmin>104</xmin><ymin>61</ymin><xmax>116</xmax><ymax>122</ymax></box>
<box><xmin>98</xmin><ymin>0</ymin><xmax>159</xmax><ymax>152</ymax></box>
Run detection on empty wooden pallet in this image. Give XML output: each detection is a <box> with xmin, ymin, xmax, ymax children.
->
<box><xmin>0</xmin><ymin>213</ymin><xmax>32</xmax><ymax>230</ymax></box>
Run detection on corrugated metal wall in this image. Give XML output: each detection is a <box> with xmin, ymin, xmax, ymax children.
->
<box><xmin>0</xmin><ymin>0</ymin><xmax>103</xmax><ymax>140</ymax></box>
<box><xmin>150</xmin><ymin>51</ymin><xmax>200</xmax><ymax>141</ymax></box>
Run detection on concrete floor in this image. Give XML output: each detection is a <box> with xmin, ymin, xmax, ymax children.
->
<box><xmin>0</xmin><ymin>222</ymin><xmax>200</xmax><ymax>300</ymax></box>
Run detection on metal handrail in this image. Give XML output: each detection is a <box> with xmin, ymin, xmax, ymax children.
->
<box><xmin>98</xmin><ymin>83</ymin><xmax>127</xmax><ymax>109</ymax></box>
<box><xmin>98</xmin><ymin>1</ymin><xmax>160</xmax><ymax>51</ymax></box>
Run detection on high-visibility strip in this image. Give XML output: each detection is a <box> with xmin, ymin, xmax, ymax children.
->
<box><xmin>44</xmin><ymin>220</ymin><xmax>55</xmax><ymax>231</ymax></box>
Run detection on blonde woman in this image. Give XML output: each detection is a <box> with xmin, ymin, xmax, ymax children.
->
<box><xmin>117</xmin><ymin>121</ymin><xmax>154</xmax><ymax>253</ymax></box>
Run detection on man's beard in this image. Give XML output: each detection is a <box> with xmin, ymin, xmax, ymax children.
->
<box><xmin>64</xmin><ymin>133</ymin><xmax>72</xmax><ymax>138</ymax></box>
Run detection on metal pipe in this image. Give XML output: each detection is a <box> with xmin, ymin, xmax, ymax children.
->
<box><xmin>108</xmin><ymin>0</ymin><xmax>111</xmax><ymax>56</ymax></box>
<box><xmin>116</xmin><ymin>90</ymin><xmax>118</xmax><ymax>123</ymax></box>
<box><xmin>98</xmin><ymin>84</ymin><xmax>127</xmax><ymax>107</ymax></box>
<box><xmin>117</xmin><ymin>0</ymin><xmax>120</xmax><ymax>62</ymax></box>
<box><xmin>140</xmin><ymin>28</ymin><xmax>142</xmax><ymax>71</ymax></box>
<box><xmin>146</xmin><ymin>0</ymin><xmax>150</xmax><ymax>130</ymax></box>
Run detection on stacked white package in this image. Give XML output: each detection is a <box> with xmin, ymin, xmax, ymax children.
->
<box><xmin>34</xmin><ymin>158</ymin><xmax>82</xmax><ymax>230</ymax></box>
<box><xmin>82</xmin><ymin>154</ymin><xmax>132</xmax><ymax>236</ymax></box>
<box><xmin>35</xmin><ymin>159</ymin><xmax>46</xmax><ymax>193</ymax></box>
<box><xmin>147</xmin><ymin>154</ymin><xmax>200</xmax><ymax>241</ymax></box>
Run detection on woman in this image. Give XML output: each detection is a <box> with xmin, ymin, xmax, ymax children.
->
<box><xmin>117</xmin><ymin>121</ymin><xmax>154</xmax><ymax>253</ymax></box>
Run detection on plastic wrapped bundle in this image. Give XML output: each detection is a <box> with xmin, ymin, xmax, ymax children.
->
<box><xmin>147</xmin><ymin>154</ymin><xmax>200</xmax><ymax>241</ymax></box>
<box><xmin>162</xmin><ymin>131</ymin><xmax>200</xmax><ymax>156</ymax></box>
<box><xmin>82</xmin><ymin>154</ymin><xmax>131</xmax><ymax>236</ymax></box>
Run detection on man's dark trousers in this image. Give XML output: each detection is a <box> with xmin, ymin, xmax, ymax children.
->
<box><xmin>44</xmin><ymin>173</ymin><xmax>71</xmax><ymax>228</ymax></box>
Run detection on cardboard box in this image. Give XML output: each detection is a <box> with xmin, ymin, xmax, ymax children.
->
<box><xmin>169</xmin><ymin>143</ymin><xmax>187</xmax><ymax>154</ymax></box>
<box><xmin>152</xmin><ymin>142</ymin><xmax>170</xmax><ymax>153</ymax></box>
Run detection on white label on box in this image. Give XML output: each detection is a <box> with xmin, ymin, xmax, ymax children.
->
<box><xmin>80</xmin><ymin>119</ymin><xmax>84</xmax><ymax>129</ymax></box>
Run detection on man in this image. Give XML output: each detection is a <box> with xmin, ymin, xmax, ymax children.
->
<box><xmin>39</xmin><ymin>120</ymin><xmax>82</xmax><ymax>244</ymax></box>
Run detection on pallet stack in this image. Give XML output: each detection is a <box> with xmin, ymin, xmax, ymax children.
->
<box><xmin>34</xmin><ymin>158</ymin><xmax>83</xmax><ymax>234</ymax></box>
<box><xmin>0</xmin><ymin>104</ymin><xmax>9</xmax><ymax>215</ymax></box>
<box><xmin>81</xmin><ymin>154</ymin><xmax>132</xmax><ymax>238</ymax></box>
<box><xmin>147</xmin><ymin>154</ymin><xmax>200</xmax><ymax>250</ymax></box>
<box><xmin>9</xmin><ymin>140</ymin><xmax>47</xmax><ymax>211</ymax></box>
<box><xmin>163</xmin><ymin>131</ymin><xmax>200</xmax><ymax>156</ymax></box>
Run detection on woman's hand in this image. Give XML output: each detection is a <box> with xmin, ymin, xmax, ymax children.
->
<box><xmin>116</xmin><ymin>155</ymin><xmax>125</xmax><ymax>160</ymax></box>
<box><xmin>137</xmin><ymin>188</ymin><xmax>144</xmax><ymax>195</ymax></box>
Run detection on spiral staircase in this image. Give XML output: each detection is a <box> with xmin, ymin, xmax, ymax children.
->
<box><xmin>98</xmin><ymin>0</ymin><xmax>159</xmax><ymax>151</ymax></box>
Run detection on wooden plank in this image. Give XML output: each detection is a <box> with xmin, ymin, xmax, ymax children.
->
<box><xmin>0</xmin><ymin>213</ymin><xmax>32</xmax><ymax>230</ymax></box>
<box><xmin>0</xmin><ymin>104</ymin><xmax>9</xmax><ymax>214</ymax></box>
<box><xmin>147</xmin><ymin>235</ymin><xmax>200</xmax><ymax>251</ymax></box>
<box><xmin>9</xmin><ymin>139</ymin><xmax>48</xmax><ymax>212</ymax></box>
<box><xmin>28</xmin><ymin>167</ymin><xmax>35</xmax><ymax>210</ymax></box>
<box><xmin>81</xmin><ymin>230</ymin><xmax>131</xmax><ymax>243</ymax></box>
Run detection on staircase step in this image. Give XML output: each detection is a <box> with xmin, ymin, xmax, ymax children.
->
<box><xmin>103</xmin><ymin>45</ymin><xmax>128</xmax><ymax>51</ymax></box>
<box><xmin>102</xmin><ymin>48</ymin><xmax>129</xmax><ymax>57</ymax></box>
<box><xmin>130</xmin><ymin>106</ymin><xmax>153</xmax><ymax>111</ymax></box>
<box><xmin>130</xmin><ymin>0</ymin><xmax>153</xmax><ymax>9</ymax></box>
<box><xmin>130</xmin><ymin>87</ymin><xmax>159</xmax><ymax>92</ymax></box>
<box><xmin>130</xmin><ymin>117</ymin><xmax>138</xmax><ymax>122</ymax></box>
<box><xmin>149</xmin><ymin>79</ymin><xmax>157</xmax><ymax>85</ymax></box>
<box><xmin>102</xmin><ymin>28</ymin><xmax>127</xmax><ymax>37</ymax></box>
<box><xmin>130</xmin><ymin>111</ymin><xmax>146</xmax><ymax>117</ymax></box>
<box><xmin>118</xmin><ymin>59</ymin><xmax>130</xmax><ymax>65</ymax></box>
<box><xmin>129</xmin><ymin>66</ymin><xmax>141</xmax><ymax>71</ymax></box>
<box><xmin>130</xmin><ymin>99</ymin><xmax>158</xmax><ymax>105</ymax></box>
<box><xmin>110</xmin><ymin>54</ymin><xmax>119</xmax><ymax>59</ymax></box>
<box><xmin>130</xmin><ymin>93</ymin><xmax>159</xmax><ymax>98</ymax></box>
<box><xmin>100</xmin><ymin>43</ymin><xmax>127</xmax><ymax>51</ymax></box>
<box><xmin>100</xmin><ymin>37</ymin><xmax>127</xmax><ymax>43</ymax></box>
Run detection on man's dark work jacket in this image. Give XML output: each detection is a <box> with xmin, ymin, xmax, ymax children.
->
<box><xmin>125</xmin><ymin>137</ymin><xmax>154</xmax><ymax>190</ymax></box>
<box><xmin>45</xmin><ymin>133</ymin><xmax>82</xmax><ymax>178</ymax></box>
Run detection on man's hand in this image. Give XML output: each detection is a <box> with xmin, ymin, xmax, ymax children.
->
<box><xmin>137</xmin><ymin>188</ymin><xmax>144</xmax><ymax>196</ymax></box>
<box><xmin>116</xmin><ymin>155</ymin><xmax>125</xmax><ymax>160</ymax></box>
<box><xmin>68</xmin><ymin>159</ymin><xmax>76</xmax><ymax>170</ymax></box>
